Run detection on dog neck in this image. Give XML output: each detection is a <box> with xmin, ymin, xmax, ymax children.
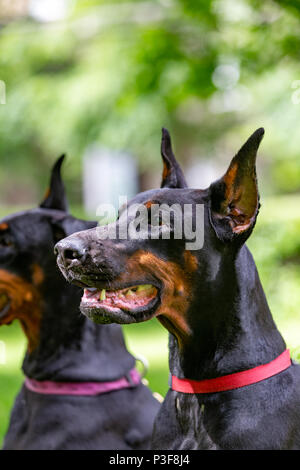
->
<box><xmin>169</xmin><ymin>245</ymin><xmax>286</xmax><ymax>381</ymax></box>
<box><xmin>22</xmin><ymin>282</ymin><xmax>135</xmax><ymax>382</ymax></box>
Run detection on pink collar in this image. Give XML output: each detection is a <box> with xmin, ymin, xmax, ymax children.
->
<box><xmin>172</xmin><ymin>349</ymin><xmax>291</xmax><ymax>394</ymax></box>
<box><xmin>25</xmin><ymin>368</ymin><xmax>141</xmax><ymax>396</ymax></box>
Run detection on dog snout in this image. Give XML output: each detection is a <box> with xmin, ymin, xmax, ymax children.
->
<box><xmin>55</xmin><ymin>238</ymin><xmax>87</xmax><ymax>268</ymax></box>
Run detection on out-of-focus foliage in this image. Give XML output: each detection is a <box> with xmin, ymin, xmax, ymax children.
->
<box><xmin>1</xmin><ymin>0</ymin><xmax>300</xmax><ymax>203</ymax></box>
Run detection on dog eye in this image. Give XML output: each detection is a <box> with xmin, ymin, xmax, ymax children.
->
<box><xmin>0</xmin><ymin>235</ymin><xmax>14</xmax><ymax>248</ymax></box>
<box><xmin>147</xmin><ymin>210</ymin><xmax>164</xmax><ymax>227</ymax></box>
<box><xmin>52</xmin><ymin>227</ymin><xmax>66</xmax><ymax>244</ymax></box>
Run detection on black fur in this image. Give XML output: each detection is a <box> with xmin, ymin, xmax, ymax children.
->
<box><xmin>55</xmin><ymin>130</ymin><xmax>300</xmax><ymax>449</ymax></box>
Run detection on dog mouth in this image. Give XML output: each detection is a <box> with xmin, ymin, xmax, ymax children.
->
<box><xmin>0</xmin><ymin>292</ymin><xmax>12</xmax><ymax>323</ymax></box>
<box><xmin>80</xmin><ymin>283</ymin><xmax>160</xmax><ymax>324</ymax></box>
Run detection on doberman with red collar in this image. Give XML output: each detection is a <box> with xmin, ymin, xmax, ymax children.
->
<box><xmin>0</xmin><ymin>156</ymin><xmax>159</xmax><ymax>450</ymax></box>
<box><xmin>56</xmin><ymin>128</ymin><xmax>300</xmax><ymax>450</ymax></box>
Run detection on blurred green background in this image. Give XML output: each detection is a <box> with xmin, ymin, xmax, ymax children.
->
<box><xmin>1</xmin><ymin>0</ymin><xmax>300</xmax><ymax>446</ymax></box>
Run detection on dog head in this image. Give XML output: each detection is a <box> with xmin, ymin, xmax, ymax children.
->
<box><xmin>55</xmin><ymin>128</ymin><xmax>264</xmax><ymax>347</ymax></box>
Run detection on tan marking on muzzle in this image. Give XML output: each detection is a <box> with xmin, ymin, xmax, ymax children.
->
<box><xmin>116</xmin><ymin>250</ymin><xmax>195</xmax><ymax>347</ymax></box>
<box><xmin>0</xmin><ymin>269</ymin><xmax>42</xmax><ymax>352</ymax></box>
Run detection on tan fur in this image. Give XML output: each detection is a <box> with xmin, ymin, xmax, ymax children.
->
<box><xmin>115</xmin><ymin>250</ymin><xmax>196</xmax><ymax>347</ymax></box>
<box><xmin>0</xmin><ymin>268</ymin><xmax>42</xmax><ymax>352</ymax></box>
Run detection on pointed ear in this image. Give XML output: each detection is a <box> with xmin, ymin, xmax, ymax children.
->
<box><xmin>209</xmin><ymin>128</ymin><xmax>264</xmax><ymax>242</ymax></box>
<box><xmin>40</xmin><ymin>155</ymin><xmax>69</xmax><ymax>212</ymax></box>
<box><xmin>160</xmin><ymin>128</ymin><xmax>188</xmax><ymax>189</ymax></box>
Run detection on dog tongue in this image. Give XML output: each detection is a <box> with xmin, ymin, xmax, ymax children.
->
<box><xmin>83</xmin><ymin>285</ymin><xmax>157</xmax><ymax>309</ymax></box>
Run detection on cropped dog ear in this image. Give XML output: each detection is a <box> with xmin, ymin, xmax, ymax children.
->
<box><xmin>40</xmin><ymin>155</ymin><xmax>69</xmax><ymax>212</ymax></box>
<box><xmin>209</xmin><ymin>128</ymin><xmax>264</xmax><ymax>242</ymax></box>
<box><xmin>160</xmin><ymin>128</ymin><xmax>188</xmax><ymax>189</ymax></box>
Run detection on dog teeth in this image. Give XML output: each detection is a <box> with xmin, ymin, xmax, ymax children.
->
<box><xmin>100</xmin><ymin>289</ymin><xmax>106</xmax><ymax>301</ymax></box>
<box><xmin>124</xmin><ymin>285</ymin><xmax>153</xmax><ymax>296</ymax></box>
<box><xmin>95</xmin><ymin>285</ymin><xmax>154</xmax><ymax>300</ymax></box>
<box><xmin>137</xmin><ymin>284</ymin><xmax>153</xmax><ymax>292</ymax></box>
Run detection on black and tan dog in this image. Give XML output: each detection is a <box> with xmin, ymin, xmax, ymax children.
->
<box><xmin>56</xmin><ymin>129</ymin><xmax>300</xmax><ymax>450</ymax></box>
<box><xmin>0</xmin><ymin>156</ymin><xmax>159</xmax><ymax>450</ymax></box>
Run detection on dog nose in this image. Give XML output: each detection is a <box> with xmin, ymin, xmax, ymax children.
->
<box><xmin>54</xmin><ymin>239</ymin><xmax>87</xmax><ymax>267</ymax></box>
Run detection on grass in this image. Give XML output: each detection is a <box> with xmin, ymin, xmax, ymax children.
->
<box><xmin>0</xmin><ymin>195</ymin><xmax>300</xmax><ymax>445</ymax></box>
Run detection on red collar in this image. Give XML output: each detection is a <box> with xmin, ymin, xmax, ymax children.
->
<box><xmin>25</xmin><ymin>368</ymin><xmax>141</xmax><ymax>396</ymax></box>
<box><xmin>172</xmin><ymin>349</ymin><xmax>291</xmax><ymax>394</ymax></box>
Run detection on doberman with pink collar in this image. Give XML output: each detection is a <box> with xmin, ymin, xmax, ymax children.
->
<box><xmin>0</xmin><ymin>156</ymin><xmax>159</xmax><ymax>450</ymax></box>
<box><xmin>56</xmin><ymin>128</ymin><xmax>300</xmax><ymax>449</ymax></box>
